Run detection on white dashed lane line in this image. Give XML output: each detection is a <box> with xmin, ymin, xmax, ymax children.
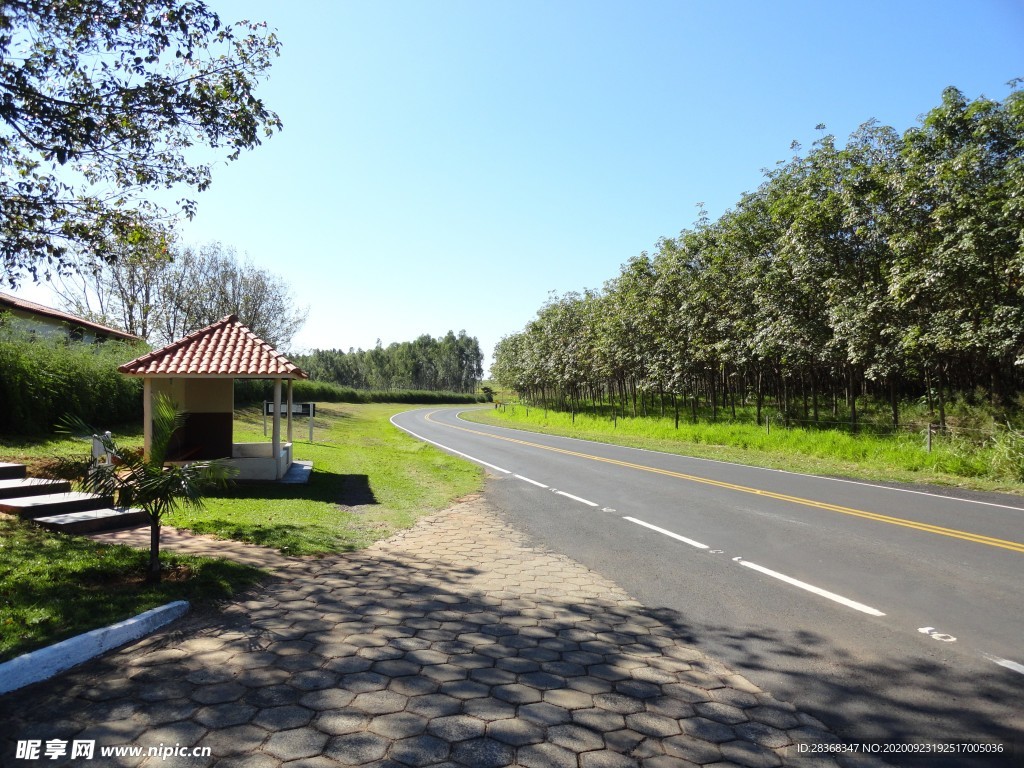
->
<box><xmin>736</xmin><ymin>559</ymin><xmax>886</xmax><ymax>617</ymax></box>
<box><xmin>553</xmin><ymin>490</ymin><xmax>599</xmax><ymax>507</ymax></box>
<box><xmin>984</xmin><ymin>654</ymin><xmax>1024</xmax><ymax>676</ymax></box>
<box><xmin>624</xmin><ymin>515</ymin><xmax>884</xmax><ymax>616</ymax></box>
<box><xmin>513</xmin><ymin>474</ymin><xmax>549</xmax><ymax>488</ymax></box>
<box><xmin>624</xmin><ymin>516</ymin><xmax>709</xmax><ymax>550</ymax></box>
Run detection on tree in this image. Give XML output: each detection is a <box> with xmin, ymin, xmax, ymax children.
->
<box><xmin>154</xmin><ymin>242</ymin><xmax>307</xmax><ymax>349</ymax></box>
<box><xmin>53</xmin><ymin>213</ymin><xmax>174</xmax><ymax>340</ymax></box>
<box><xmin>887</xmin><ymin>85</ymin><xmax>1024</xmax><ymax>424</ymax></box>
<box><xmin>56</xmin><ymin>239</ymin><xmax>308</xmax><ymax>349</ymax></box>
<box><xmin>1</xmin><ymin>0</ymin><xmax>282</xmax><ymax>287</ymax></box>
<box><xmin>60</xmin><ymin>394</ymin><xmax>232</xmax><ymax>583</ymax></box>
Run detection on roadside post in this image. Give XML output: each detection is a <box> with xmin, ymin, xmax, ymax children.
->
<box><xmin>264</xmin><ymin>401</ymin><xmax>317</xmax><ymax>442</ymax></box>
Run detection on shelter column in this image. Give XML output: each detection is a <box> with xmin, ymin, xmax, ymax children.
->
<box><xmin>143</xmin><ymin>378</ymin><xmax>153</xmax><ymax>460</ymax></box>
<box><xmin>272</xmin><ymin>379</ymin><xmax>282</xmax><ymax>468</ymax></box>
<box><xmin>287</xmin><ymin>379</ymin><xmax>294</xmax><ymax>443</ymax></box>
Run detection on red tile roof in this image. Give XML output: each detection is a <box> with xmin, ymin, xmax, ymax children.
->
<box><xmin>118</xmin><ymin>315</ymin><xmax>307</xmax><ymax>378</ymax></box>
<box><xmin>0</xmin><ymin>291</ymin><xmax>139</xmax><ymax>341</ymax></box>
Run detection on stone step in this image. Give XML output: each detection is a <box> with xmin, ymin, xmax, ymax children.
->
<box><xmin>0</xmin><ymin>491</ymin><xmax>114</xmax><ymax>519</ymax></box>
<box><xmin>34</xmin><ymin>508</ymin><xmax>148</xmax><ymax>535</ymax></box>
<box><xmin>0</xmin><ymin>477</ymin><xmax>72</xmax><ymax>499</ymax></box>
<box><xmin>0</xmin><ymin>463</ymin><xmax>27</xmax><ymax>480</ymax></box>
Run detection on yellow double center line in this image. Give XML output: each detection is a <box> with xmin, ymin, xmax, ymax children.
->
<box><xmin>425</xmin><ymin>411</ymin><xmax>1024</xmax><ymax>554</ymax></box>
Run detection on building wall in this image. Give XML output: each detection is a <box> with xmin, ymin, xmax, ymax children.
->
<box><xmin>4</xmin><ymin>309</ymin><xmax>103</xmax><ymax>343</ymax></box>
<box><xmin>152</xmin><ymin>378</ymin><xmax>233</xmax><ymax>413</ymax></box>
<box><xmin>151</xmin><ymin>378</ymin><xmax>234</xmax><ymax>460</ymax></box>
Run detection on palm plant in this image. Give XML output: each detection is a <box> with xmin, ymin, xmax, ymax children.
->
<box><xmin>59</xmin><ymin>394</ymin><xmax>233</xmax><ymax>583</ymax></box>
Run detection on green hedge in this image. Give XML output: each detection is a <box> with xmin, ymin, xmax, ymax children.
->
<box><xmin>0</xmin><ymin>329</ymin><xmax>146</xmax><ymax>435</ymax></box>
<box><xmin>233</xmin><ymin>379</ymin><xmax>485</xmax><ymax>406</ymax></box>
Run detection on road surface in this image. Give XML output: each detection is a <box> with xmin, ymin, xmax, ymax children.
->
<box><xmin>391</xmin><ymin>406</ymin><xmax>1024</xmax><ymax>767</ymax></box>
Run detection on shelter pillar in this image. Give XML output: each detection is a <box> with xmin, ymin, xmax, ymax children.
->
<box><xmin>272</xmin><ymin>379</ymin><xmax>282</xmax><ymax>475</ymax></box>
<box><xmin>143</xmin><ymin>378</ymin><xmax>153</xmax><ymax>460</ymax></box>
<box><xmin>287</xmin><ymin>379</ymin><xmax>294</xmax><ymax>442</ymax></box>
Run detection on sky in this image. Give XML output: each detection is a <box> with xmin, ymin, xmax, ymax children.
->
<box><xmin>10</xmin><ymin>0</ymin><xmax>1024</xmax><ymax>373</ymax></box>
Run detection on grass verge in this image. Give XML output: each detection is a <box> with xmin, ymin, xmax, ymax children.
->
<box><xmin>463</xmin><ymin>406</ymin><xmax>1023</xmax><ymax>494</ymax></box>
<box><xmin>166</xmin><ymin>403</ymin><xmax>484</xmax><ymax>555</ymax></box>
<box><xmin>0</xmin><ymin>516</ymin><xmax>262</xmax><ymax>663</ymax></box>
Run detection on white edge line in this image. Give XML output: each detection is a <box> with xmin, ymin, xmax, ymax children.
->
<box><xmin>555</xmin><ymin>490</ymin><xmax>599</xmax><ymax>507</ymax></box>
<box><xmin>738</xmin><ymin>560</ymin><xmax>886</xmax><ymax>617</ymax></box>
<box><xmin>390</xmin><ymin>412</ymin><xmax>511</xmax><ymax>474</ymax></box>
<box><xmin>623</xmin><ymin>516</ymin><xmax>709</xmax><ymax>549</ymax></box>
<box><xmin>514</xmin><ymin>474</ymin><xmax>549</xmax><ymax>488</ymax></box>
<box><xmin>452</xmin><ymin>409</ymin><xmax>1024</xmax><ymax>513</ymax></box>
<box><xmin>983</xmin><ymin>653</ymin><xmax>1024</xmax><ymax>676</ymax></box>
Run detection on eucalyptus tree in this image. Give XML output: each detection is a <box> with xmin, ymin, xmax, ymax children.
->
<box><xmin>824</xmin><ymin>121</ymin><xmax>906</xmax><ymax>426</ymax></box>
<box><xmin>600</xmin><ymin>257</ymin><xmax>658</xmax><ymax>416</ymax></box>
<box><xmin>888</xmin><ymin>85</ymin><xmax>1024</xmax><ymax>425</ymax></box>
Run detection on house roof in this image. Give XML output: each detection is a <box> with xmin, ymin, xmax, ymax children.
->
<box><xmin>0</xmin><ymin>291</ymin><xmax>139</xmax><ymax>341</ymax></box>
<box><xmin>118</xmin><ymin>315</ymin><xmax>308</xmax><ymax>379</ymax></box>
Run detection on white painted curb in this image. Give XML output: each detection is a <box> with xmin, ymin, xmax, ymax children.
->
<box><xmin>0</xmin><ymin>600</ymin><xmax>190</xmax><ymax>696</ymax></box>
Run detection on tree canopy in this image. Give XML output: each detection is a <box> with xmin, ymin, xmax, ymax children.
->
<box><xmin>0</xmin><ymin>0</ymin><xmax>281</xmax><ymax>286</ymax></box>
<box><xmin>493</xmin><ymin>84</ymin><xmax>1024</xmax><ymax>430</ymax></box>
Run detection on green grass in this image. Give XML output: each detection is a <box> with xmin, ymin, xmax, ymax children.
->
<box><xmin>1</xmin><ymin>403</ymin><xmax>484</xmax><ymax>556</ymax></box>
<box><xmin>463</xmin><ymin>405</ymin><xmax>1022</xmax><ymax>493</ymax></box>
<box><xmin>0</xmin><ymin>423</ymin><xmax>144</xmax><ymax>477</ymax></box>
<box><xmin>165</xmin><ymin>403</ymin><xmax>484</xmax><ymax>555</ymax></box>
<box><xmin>0</xmin><ymin>517</ymin><xmax>262</xmax><ymax>662</ymax></box>
<box><xmin>0</xmin><ymin>402</ymin><xmax>483</xmax><ymax>660</ymax></box>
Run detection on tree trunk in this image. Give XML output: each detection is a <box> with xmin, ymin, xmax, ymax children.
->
<box><xmin>936</xmin><ymin>363</ymin><xmax>947</xmax><ymax>431</ymax></box>
<box><xmin>756</xmin><ymin>368</ymin><xmax>763</xmax><ymax>426</ymax></box>
<box><xmin>710</xmin><ymin>369</ymin><xmax>718</xmax><ymax>422</ymax></box>
<box><xmin>890</xmin><ymin>377</ymin><xmax>899</xmax><ymax>430</ymax></box>
<box><xmin>849</xmin><ymin>367</ymin><xmax>858</xmax><ymax>433</ymax></box>
<box><xmin>811</xmin><ymin>370</ymin><xmax>819</xmax><ymax>423</ymax></box>
<box><xmin>147</xmin><ymin>518</ymin><xmax>162</xmax><ymax>583</ymax></box>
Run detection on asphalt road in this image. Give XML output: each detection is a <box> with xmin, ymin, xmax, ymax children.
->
<box><xmin>392</xmin><ymin>406</ymin><xmax>1024</xmax><ymax>767</ymax></box>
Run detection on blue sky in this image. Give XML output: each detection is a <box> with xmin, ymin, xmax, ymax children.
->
<box><xmin>13</xmin><ymin>0</ymin><xmax>1024</xmax><ymax>372</ymax></box>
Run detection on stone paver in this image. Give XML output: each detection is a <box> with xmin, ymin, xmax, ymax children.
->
<box><xmin>0</xmin><ymin>495</ymin><xmax>842</xmax><ymax>767</ymax></box>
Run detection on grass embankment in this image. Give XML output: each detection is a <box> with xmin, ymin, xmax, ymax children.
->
<box><xmin>0</xmin><ymin>403</ymin><xmax>483</xmax><ymax>660</ymax></box>
<box><xmin>464</xmin><ymin>405</ymin><xmax>1024</xmax><ymax>493</ymax></box>
<box><xmin>169</xmin><ymin>403</ymin><xmax>483</xmax><ymax>554</ymax></box>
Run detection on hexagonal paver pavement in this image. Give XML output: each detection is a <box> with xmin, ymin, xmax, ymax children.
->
<box><xmin>0</xmin><ymin>495</ymin><xmax>843</xmax><ymax>767</ymax></box>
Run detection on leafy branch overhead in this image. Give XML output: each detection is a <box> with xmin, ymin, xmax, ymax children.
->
<box><xmin>0</xmin><ymin>0</ymin><xmax>282</xmax><ymax>286</ymax></box>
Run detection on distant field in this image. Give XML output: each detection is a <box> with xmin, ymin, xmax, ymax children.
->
<box><xmin>462</xmin><ymin>405</ymin><xmax>1024</xmax><ymax>494</ymax></box>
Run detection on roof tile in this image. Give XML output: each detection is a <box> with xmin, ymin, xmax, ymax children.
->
<box><xmin>118</xmin><ymin>315</ymin><xmax>307</xmax><ymax>379</ymax></box>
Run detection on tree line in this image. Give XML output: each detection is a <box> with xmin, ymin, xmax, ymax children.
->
<box><xmin>295</xmin><ymin>332</ymin><xmax>485</xmax><ymax>394</ymax></box>
<box><xmin>493</xmin><ymin>84</ymin><xmax>1024</xmax><ymax>431</ymax></box>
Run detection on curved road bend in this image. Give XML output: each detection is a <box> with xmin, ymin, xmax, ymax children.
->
<box><xmin>392</xmin><ymin>406</ymin><xmax>1024</xmax><ymax>767</ymax></box>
